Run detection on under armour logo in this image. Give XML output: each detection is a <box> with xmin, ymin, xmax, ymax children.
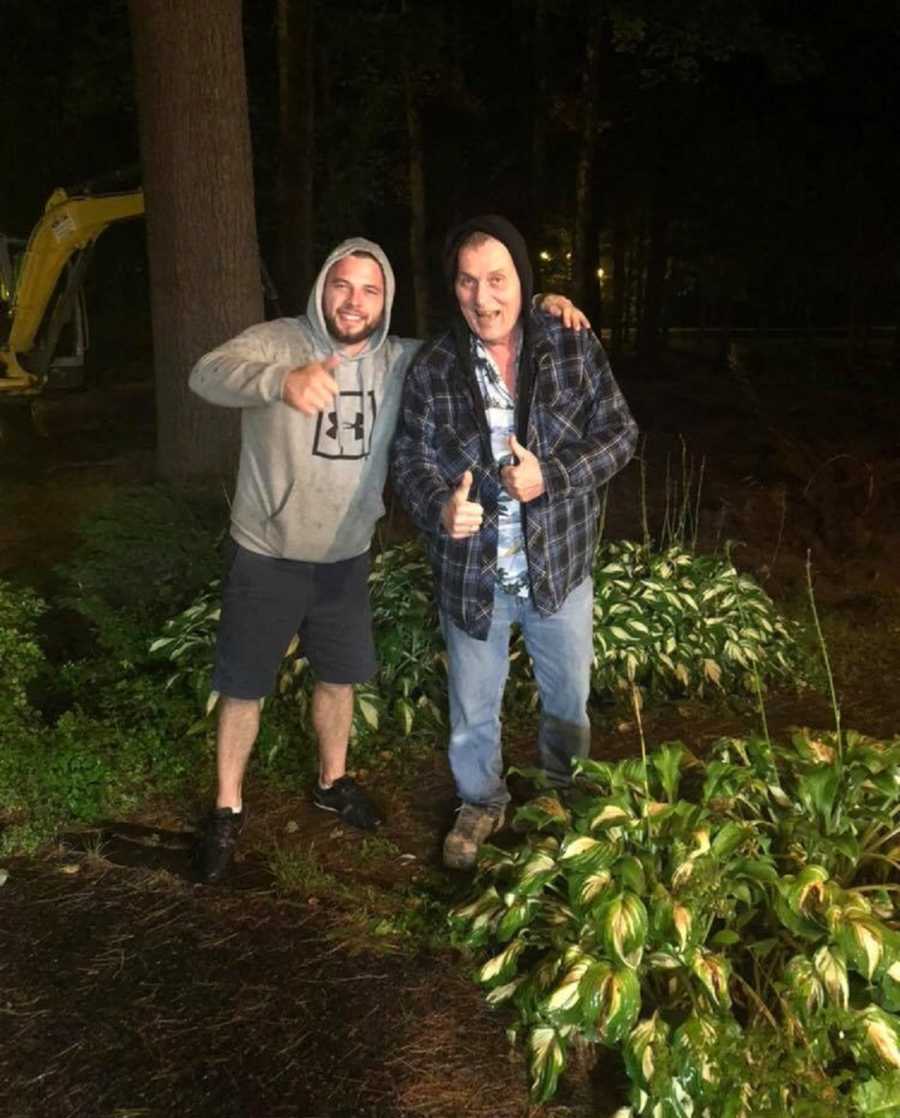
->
<box><xmin>325</xmin><ymin>412</ymin><xmax>365</xmax><ymax>441</ymax></box>
<box><xmin>312</xmin><ymin>389</ymin><xmax>377</xmax><ymax>460</ymax></box>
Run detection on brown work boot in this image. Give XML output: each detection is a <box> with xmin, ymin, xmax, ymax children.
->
<box><xmin>443</xmin><ymin>803</ymin><xmax>506</xmax><ymax>870</ymax></box>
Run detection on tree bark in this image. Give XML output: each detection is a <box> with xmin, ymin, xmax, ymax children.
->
<box><xmin>276</xmin><ymin>0</ymin><xmax>315</xmax><ymax>313</ymax></box>
<box><xmin>129</xmin><ymin>0</ymin><xmax>263</xmax><ymax>482</ymax></box>
<box><xmin>405</xmin><ymin>74</ymin><xmax>429</xmax><ymax>339</ymax></box>
<box><xmin>530</xmin><ymin>0</ymin><xmax>548</xmax><ymax>256</ymax></box>
<box><xmin>572</xmin><ymin>3</ymin><xmax>603</xmax><ymax>314</ymax></box>
<box><xmin>610</xmin><ymin>196</ymin><xmax>627</xmax><ymax>359</ymax></box>
<box><xmin>638</xmin><ymin>197</ymin><xmax>669</xmax><ymax>360</ymax></box>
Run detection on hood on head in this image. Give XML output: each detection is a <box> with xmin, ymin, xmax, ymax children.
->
<box><xmin>442</xmin><ymin>214</ymin><xmax>534</xmax><ymax>312</ymax></box>
<box><xmin>306</xmin><ymin>236</ymin><xmax>395</xmax><ymax>361</ymax></box>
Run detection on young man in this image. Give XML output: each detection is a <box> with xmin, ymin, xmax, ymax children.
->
<box><xmin>392</xmin><ymin>216</ymin><xmax>638</xmax><ymax>869</ymax></box>
<box><xmin>189</xmin><ymin>236</ymin><xmax>585</xmax><ymax>883</ymax></box>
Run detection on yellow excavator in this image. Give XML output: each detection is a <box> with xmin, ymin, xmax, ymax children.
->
<box><xmin>0</xmin><ymin>178</ymin><xmax>145</xmax><ymax>396</ymax></box>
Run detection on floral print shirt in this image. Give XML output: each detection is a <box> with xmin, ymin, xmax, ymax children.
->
<box><xmin>470</xmin><ymin>334</ymin><xmax>530</xmax><ymax>598</ymax></box>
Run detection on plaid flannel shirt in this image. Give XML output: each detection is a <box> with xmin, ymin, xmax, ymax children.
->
<box><xmin>391</xmin><ymin>309</ymin><xmax>638</xmax><ymax>639</ymax></box>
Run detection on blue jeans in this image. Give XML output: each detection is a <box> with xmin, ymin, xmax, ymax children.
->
<box><xmin>440</xmin><ymin>577</ymin><xmax>593</xmax><ymax>809</ymax></box>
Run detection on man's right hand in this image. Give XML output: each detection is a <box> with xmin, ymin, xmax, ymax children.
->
<box><xmin>441</xmin><ymin>470</ymin><xmax>483</xmax><ymax>539</ymax></box>
<box><xmin>281</xmin><ymin>355</ymin><xmax>341</xmax><ymax>415</ymax></box>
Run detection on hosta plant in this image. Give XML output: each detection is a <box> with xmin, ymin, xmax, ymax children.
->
<box><xmin>150</xmin><ymin>541</ymin><xmax>448</xmax><ymax>743</ymax></box>
<box><xmin>151</xmin><ymin>539</ymin><xmax>801</xmax><ymax>739</ymax></box>
<box><xmin>450</xmin><ymin>729</ymin><xmax>900</xmax><ymax>1114</ymax></box>
<box><xmin>591</xmin><ymin>540</ymin><xmax>800</xmax><ymax>699</ymax></box>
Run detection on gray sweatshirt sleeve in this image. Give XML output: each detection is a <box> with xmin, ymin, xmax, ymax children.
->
<box><xmin>189</xmin><ymin>324</ymin><xmax>295</xmax><ymax>408</ymax></box>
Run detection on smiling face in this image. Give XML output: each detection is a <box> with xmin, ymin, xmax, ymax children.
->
<box><xmin>322</xmin><ymin>253</ymin><xmax>385</xmax><ymax>354</ymax></box>
<box><xmin>454</xmin><ymin>236</ymin><xmax>523</xmax><ymax>348</ymax></box>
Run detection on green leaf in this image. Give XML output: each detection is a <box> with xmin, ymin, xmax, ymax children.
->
<box><xmin>529</xmin><ymin>1027</ymin><xmax>566</xmax><ymax>1103</ymax></box>
<box><xmin>858</xmin><ymin>1006</ymin><xmax>900</xmax><ymax>1071</ymax></box>
<box><xmin>543</xmin><ymin>955</ymin><xmax>595</xmax><ymax>1020</ymax></box>
<box><xmin>559</xmin><ymin>833</ymin><xmax>618</xmax><ymax>872</ymax></box>
<box><xmin>775</xmin><ymin>866</ymin><xmax>831</xmax><ymax>939</ymax></box>
<box><xmin>450</xmin><ymin>886</ymin><xmax>501</xmax><ymax>931</ymax></box>
<box><xmin>732</xmin><ymin>857</ymin><xmax>779</xmax><ymax>886</ymax></box>
<box><xmin>783</xmin><ymin>955</ymin><xmax>825</xmax><ymax>1020</ymax></box>
<box><xmin>852</xmin><ymin>1071</ymin><xmax>900</xmax><ymax>1115</ymax></box>
<box><xmin>623</xmin><ymin>1012</ymin><xmax>670</xmax><ymax>1091</ymax></box>
<box><xmin>882</xmin><ymin>963</ymin><xmax>900</xmax><ymax>1014</ymax></box>
<box><xmin>613</xmin><ymin>854</ymin><xmax>647</xmax><ymax>895</ymax></box>
<box><xmin>578</xmin><ymin>959</ymin><xmax>614</xmax><ymax>1030</ymax></box>
<box><xmin>711</xmin><ymin>821</ymin><xmax>751</xmax><ymax>859</ymax></box>
<box><xmin>672</xmin><ymin>1012</ymin><xmax>723</xmax><ymax>1097</ymax></box>
<box><xmin>496</xmin><ymin>898</ymin><xmax>538</xmax><ymax>943</ymax></box>
<box><xmin>587</xmin><ymin>796</ymin><xmax>635</xmax><ymax>832</ymax></box>
<box><xmin>837</xmin><ymin>915</ymin><xmax>887</xmax><ymax>982</ymax></box>
<box><xmin>813</xmin><ymin>945</ymin><xmax>849</xmax><ymax>1009</ymax></box>
<box><xmin>485</xmin><ymin>977</ymin><xmax>524</xmax><ymax>1007</ymax></box>
<box><xmin>511</xmin><ymin>849</ymin><xmax>559</xmax><ymax>897</ymax></box>
<box><xmin>651</xmin><ymin>743</ymin><xmax>684</xmax><ymax>801</ymax></box>
<box><xmin>356</xmin><ymin>695</ymin><xmax>379</xmax><ymax>730</ymax></box>
<box><xmin>511</xmin><ymin>794</ymin><xmax>571</xmax><ymax>833</ymax></box>
<box><xmin>479</xmin><ymin>936</ymin><xmax>525</xmax><ymax>986</ymax></box>
<box><xmin>598</xmin><ymin>891</ymin><xmax>649</xmax><ymax>968</ymax></box>
<box><xmin>597</xmin><ymin>966</ymin><xmax>641</xmax><ymax>1045</ymax></box>
<box><xmin>571</xmin><ymin>869</ymin><xmax>613</xmax><ymax>908</ymax></box>
<box><xmin>689</xmin><ymin>948</ymin><xmax>731</xmax><ymax>1009</ymax></box>
<box><xmin>394</xmin><ymin>697</ymin><xmax>414</xmax><ymax>736</ymax></box>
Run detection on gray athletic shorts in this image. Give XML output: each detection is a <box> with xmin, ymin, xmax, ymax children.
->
<box><xmin>212</xmin><ymin>541</ymin><xmax>377</xmax><ymax>699</ymax></box>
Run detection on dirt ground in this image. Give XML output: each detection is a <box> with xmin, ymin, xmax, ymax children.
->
<box><xmin>2</xmin><ymin>340</ymin><xmax>899</xmax><ymax>1118</ymax></box>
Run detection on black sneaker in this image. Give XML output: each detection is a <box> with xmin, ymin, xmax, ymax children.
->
<box><xmin>313</xmin><ymin>777</ymin><xmax>381</xmax><ymax>831</ymax></box>
<box><xmin>197</xmin><ymin>807</ymin><xmax>244</xmax><ymax>884</ymax></box>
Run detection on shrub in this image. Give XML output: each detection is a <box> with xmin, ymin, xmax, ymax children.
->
<box><xmin>0</xmin><ymin>579</ymin><xmax>46</xmax><ymax>725</ymax></box>
<box><xmin>151</xmin><ymin>540</ymin><xmax>449</xmax><ymax>749</ymax></box>
<box><xmin>591</xmin><ymin>540</ymin><xmax>800</xmax><ymax>699</ymax></box>
<box><xmin>56</xmin><ymin>484</ymin><xmax>227</xmax><ymax>658</ymax></box>
<box><xmin>151</xmin><ymin>539</ymin><xmax>801</xmax><ymax>747</ymax></box>
<box><xmin>450</xmin><ymin>730</ymin><xmax>900</xmax><ymax>1114</ymax></box>
<box><xmin>0</xmin><ymin>575</ymin><xmax>207</xmax><ymax>853</ymax></box>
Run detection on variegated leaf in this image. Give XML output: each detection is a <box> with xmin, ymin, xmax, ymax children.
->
<box><xmin>598</xmin><ymin>891</ymin><xmax>649</xmax><ymax>968</ymax></box>
<box><xmin>529</xmin><ymin>1026</ymin><xmax>566</xmax><ymax>1102</ymax></box>
<box><xmin>479</xmin><ymin>936</ymin><xmax>525</xmax><ymax>985</ymax></box>
<box><xmin>814</xmin><ymin>944</ymin><xmax>849</xmax><ymax>1009</ymax></box>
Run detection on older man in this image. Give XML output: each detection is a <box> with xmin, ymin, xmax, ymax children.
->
<box><xmin>188</xmin><ymin>234</ymin><xmax>586</xmax><ymax>883</ymax></box>
<box><xmin>392</xmin><ymin>215</ymin><xmax>638</xmax><ymax>869</ymax></box>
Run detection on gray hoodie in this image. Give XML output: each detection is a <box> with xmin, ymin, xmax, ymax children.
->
<box><xmin>189</xmin><ymin>238</ymin><xmax>420</xmax><ymax>562</ymax></box>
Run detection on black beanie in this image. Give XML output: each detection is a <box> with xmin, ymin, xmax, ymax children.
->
<box><xmin>442</xmin><ymin>214</ymin><xmax>534</xmax><ymax>311</ymax></box>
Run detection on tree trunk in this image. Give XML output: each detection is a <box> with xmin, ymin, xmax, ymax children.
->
<box><xmin>638</xmin><ymin>198</ymin><xmax>669</xmax><ymax>361</ymax></box>
<box><xmin>405</xmin><ymin>75</ymin><xmax>429</xmax><ymax>338</ymax></box>
<box><xmin>276</xmin><ymin>0</ymin><xmax>315</xmax><ymax>313</ymax></box>
<box><xmin>572</xmin><ymin>4</ymin><xmax>603</xmax><ymax>314</ymax></box>
<box><xmin>129</xmin><ymin>0</ymin><xmax>263</xmax><ymax>482</ymax></box>
<box><xmin>610</xmin><ymin>197</ymin><xmax>627</xmax><ymax>359</ymax></box>
<box><xmin>530</xmin><ymin>0</ymin><xmax>548</xmax><ymax>257</ymax></box>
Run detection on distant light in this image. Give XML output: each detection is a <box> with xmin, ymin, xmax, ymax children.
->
<box><xmin>539</xmin><ymin>250</ymin><xmax>551</xmax><ymax>262</ymax></box>
<box><xmin>565</xmin><ymin>252</ymin><xmax>572</xmax><ymax>260</ymax></box>
<box><xmin>596</xmin><ymin>268</ymin><xmax>605</xmax><ymax>279</ymax></box>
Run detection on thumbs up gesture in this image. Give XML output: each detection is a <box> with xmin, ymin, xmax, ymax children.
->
<box><xmin>282</xmin><ymin>354</ymin><xmax>341</xmax><ymax>415</ymax></box>
<box><xmin>501</xmin><ymin>435</ymin><xmax>545</xmax><ymax>503</ymax></box>
<box><xmin>441</xmin><ymin>470</ymin><xmax>484</xmax><ymax>539</ymax></box>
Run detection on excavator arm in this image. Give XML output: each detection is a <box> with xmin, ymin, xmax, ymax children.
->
<box><xmin>0</xmin><ymin>186</ymin><xmax>144</xmax><ymax>393</ymax></box>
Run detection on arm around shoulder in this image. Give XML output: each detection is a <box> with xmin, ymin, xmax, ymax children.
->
<box><xmin>541</xmin><ymin>333</ymin><xmax>638</xmax><ymax>498</ymax></box>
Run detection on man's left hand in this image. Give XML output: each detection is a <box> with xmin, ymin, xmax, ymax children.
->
<box><xmin>501</xmin><ymin>435</ymin><xmax>545</xmax><ymax>503</ymax></box>
<box><xmin>538</xmin><ymin>294</ymin><xmax>591</xmax><ymax>332</ymax></box>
